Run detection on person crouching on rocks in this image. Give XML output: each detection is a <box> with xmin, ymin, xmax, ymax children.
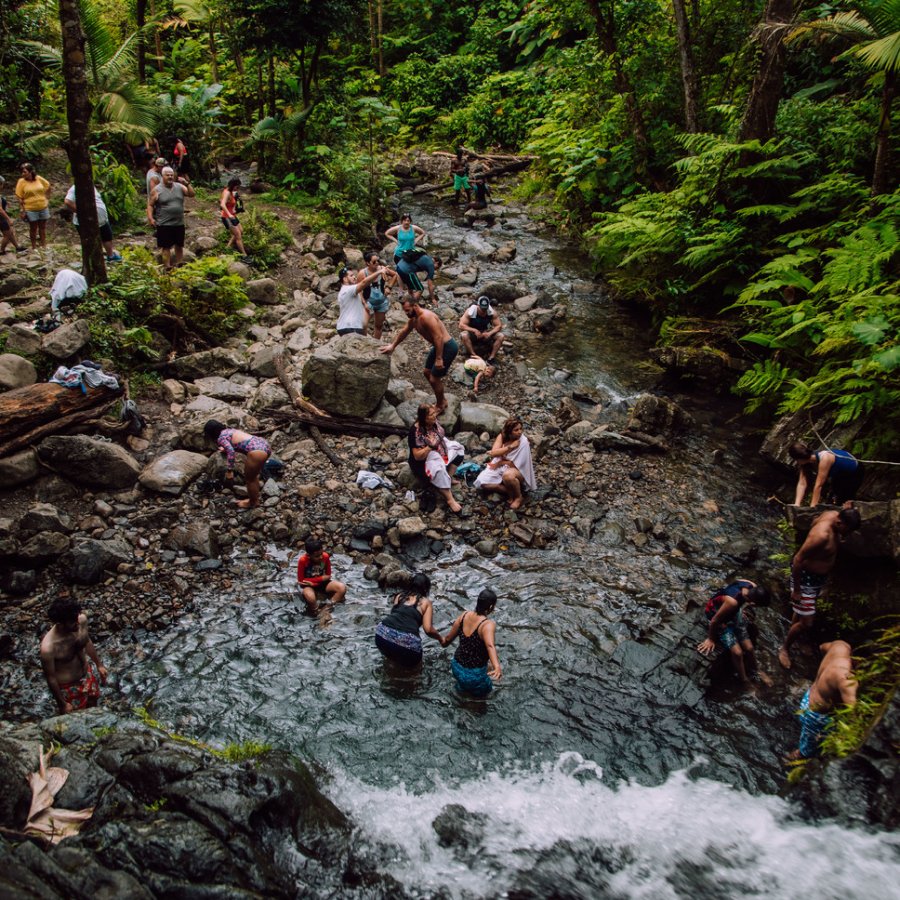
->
<box><xmin>408</xmin><ymin>403</ymin><xmax>465</xmax><ymax>513</ymax></box>
<box><xmin>204</xmin><ymin>419</ymin><xmax>271</xmax><ymax>509</ymax></box>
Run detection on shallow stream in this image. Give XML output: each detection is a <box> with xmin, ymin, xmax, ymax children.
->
<box><xmin>77</xmin><ymin>195</ymin><xmax>900</xmax><ymax>895</ymax></box>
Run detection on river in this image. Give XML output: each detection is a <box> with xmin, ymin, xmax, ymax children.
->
<box><xmin>103</xmin><ymin>192</ymin><xmax>900</xmax><ymax>897</ymax></box>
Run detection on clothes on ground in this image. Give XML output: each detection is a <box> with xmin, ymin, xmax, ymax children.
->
<box><xmin>454</xmin><ymin>460</ymin><xmax>484</xmax><ymax>485</ymax></box>
<box><xmin>297</xmin><ymin>551</ymin><xmax>331</xmax><ymax>586</ymax></box>
<box><xmin>475</xmin><ymin>433</ymin><xmax>538</xmax><ymax>492</ymax></box>
<box><xmin>424</xmin><ymin>337</ymin><xmax>459</xmax><ymax>374</ymax></box>
<box><xmin>15</xmin><ymin>175</ymin><xmax>50</xmax><ymax>211</ymax></box>
<box><xmin>336</xmin><ymin>283</ymin><xmax>368</xmax><ymax>333</ymax></box>
<box><xmin>375</xmin><ymin>622</ymin><xmax>423</xmax><ymax>667</ymax></box>
<box><xmin>64</xmin><ymin>186</ymin><xmax>109</xmax><ymax>227</ymax></box>
<box><xmin>356</xmin><ymin>469</ymin><xmax>395</xmax><ymax>490</ymax></box>
<box><xmin>451</xmin><ymin>658</ymin><xmax>493</xmax><ymax>696</ymax></box>
<box><xmin>216</xmin><ymin>429</ymin><xmax>271</xmax><ymax>471</ymax></box>
<box><xmin>50</xmin><ymin>363</ymin><xmax>120</xmax><ymax>393</ymax></box>
<box><xmin>153</xmin><ymin>183</ymin><xmax>187</xmax><ymax>227</ymax></box>
<box><xmin>797</xmin><ymin>687</ymin><xmax>833</xmax><ymax>757</ymax></box>
<box><xmin>789</xmin><ymin>569</ymin><xmax>828</xmax><ymax>617</ymax></box>
<box><xmin>59</xmin><ymin>663</ymin><xmax>100</xmax><ymax>710</ymax></box>
<box><xmin>49</xmin><ymin>269</ymin><xmax>88</xmax><ymax>311</ymax></box>
<box><xmin>816</xmin><ymin>448</ymin><xmax>864</xmax><ymax>503</ymax></box>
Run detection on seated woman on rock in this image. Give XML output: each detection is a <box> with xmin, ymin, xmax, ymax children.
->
<box><xmin>474</xmin><ymin>416</ymin><xmax>536</xmax><ymax>510</ymax></box>
<box><xmin>408</xmin><ymin>403</ymin><xmax>465</xmax><ymax>513</ymax></box>
<box><xmin>442</xmin><ymin>588</ymin><xmax>502</xmax><ymax>697</ymax></box>
<box><xmin>204</xmin><ymin>419</ymin><xmax>271</xmax><ymax>509</ymax></box>
<box><xmin>375</xmin><ymin>572</ymin><xmax>443</xmax><ymax>667</ymax></box>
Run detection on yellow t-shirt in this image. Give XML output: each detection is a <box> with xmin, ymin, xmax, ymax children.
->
<box><xmin>15</xmin><ymin>176</ymin><xmax>50</xmax><ymax>211</ymax></box>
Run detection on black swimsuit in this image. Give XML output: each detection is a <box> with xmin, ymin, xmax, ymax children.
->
<box><xmin>454</xmin><ymin>614</ymin><xmax>489</xmax><ymax>668</ymax></box>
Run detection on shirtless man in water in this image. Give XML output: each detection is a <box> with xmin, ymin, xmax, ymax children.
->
<box><xmin>40</xmin><ymin>599</ymin><xmax>107</xmax><ymax>714</ymax></box>
<box><xmin>381</xmin><ymin>295</ymin><xmax>459</xmax><ymax>413</ymax></box>
<box><xmin>786</xmin><ymin>640</ymin><xmax>857</xmax><ymax>760</ymax></box>
<box><xmin>779</xmin><ymin>506</ymin><xmax>861</xmax><ymax>669</ymax></box>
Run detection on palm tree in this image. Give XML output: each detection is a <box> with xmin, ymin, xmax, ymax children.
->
<box><xmin>788</xmin><ymin>0</ymin><xmax>900</xmax><ymax>195</ymax></box>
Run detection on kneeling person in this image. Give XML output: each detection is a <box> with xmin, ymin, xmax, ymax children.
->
<box><xmin>459</xmin><ymin>295</ymin><xmax>504</xmax><ymax>365</ymax></box>
<box><xmin>297</xmin><ymin>538</ymin><xmax>347</xmax><ymax>615</ymax></box>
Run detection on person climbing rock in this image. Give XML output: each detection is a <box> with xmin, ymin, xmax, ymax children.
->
<box><xmin>789</xmin><ymin>441</ymin><xmax>864</xmax><ymax>507</ymax></box>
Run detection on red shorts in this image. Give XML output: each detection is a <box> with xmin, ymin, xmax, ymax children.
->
<box><xmin>59</xmin><ymin>664</ymin><xmax>100</xmax><ymax>709</ymax></box>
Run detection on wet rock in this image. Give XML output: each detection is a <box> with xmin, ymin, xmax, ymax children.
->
<box><xmin>166</xmin><ymin>523</ymin><xmax>220</xmax><ymax>559</ymax></box>
<box><xmin>591</xmin><ymin>430</ymin><xmax>655</xmax><ymax>453</ymax></box>
<box><xmin>0</xmin><ymin>352</ymin><xmax>37</xmax><ymax>390</ymax></box>
<box><xmin>627</xmin><ymin>394</ymin><xmax>693</xmax><ymax>436</ymax></box>
<box><xmin>564</xmin><ymin>421</ymin><xmax>594</xmax><ymax>442</ymax></box>
<box><xmin>42</xmin><ymin>319</ymin><xmax>91</xmax><ymax>359</ymax></box>
<box><xmin>193</xmin><ymin>376</ymin><xmax>254</xmax><ymax>401</ymax></box>
<box><xmin>555</xmin><ymin>397</ymin><xmax>583</xmax><ymax>430</ymax></box>
<box><xmin>432</xmin><ymin>803</ymin><xmax>488</xmax><ymax>851</ymax></box>
<box><xmin>5</xmin><ymin>323</ymin><xmax>42</xmax><ymax>354</ymax></box>
<box><xmin>246</xmin><ymin>277</ymin><xmax>279</xmax><ymax>305</ymax></box>
<box><xmin>595</xmin><ymin>522</ymin><xmax>625</xmax><ymax>546</ymax></box>
<box><xmin>0</xmin><ymin>736</ymin><xmax>34</xmax><ymax>828</ymax></box>
<box><xmin>651</xmin><ymin>344</ymin><xmax>747</xmax><ymax>382</ymax></box>
<box><xmin>0</xmin><ymin>448</ymin><xmax>39</xmax><ymax>488</ymax></box>
<box><xmin>513</xmin><ymin>293</ymin><xmax>539</xmax><ymax>313</ymax></box>
<box><xmin>302</xmin><ymin>334</ymin><xmax>390</xmax><ymax>417</ymax></box>
<box><xmin>139</xmin><ymin>450</ymin><xmax>209</xmax><ymax>495</ymax></box>
<box><xmin>19</xmin><ymin>503</ymin><xmax>73</xmax><ymax>537</ymax></box>
<box><xmin>397</xmin><ymin>516</ymin><xmax>427</xmax><ymax>540</ymax></box>
<box><xmin>479</xmin><ymin>280</ymin><xmax>524</xmax><ymax>303</ymax></box>
<box><xmin>457</xmin><ymin>401</ymin><xmax>510</xmax><ymax>435</ymax></box>
<box><xmin>490</xmin><ymin>240</ymin><xmax>517</xmax><ymax>263</ymax></box>
<box><xmin>170</xmin><ymin>347</ymin><xmax>244</xmax><ymax>380</ymax></box>
<box><xmin>64</xmin><ymin>537</ymin><xmax>133</xmax><ymax>584</ymax></box>
<box><xmin>37</xmin><ymin>436</ymin><xmax>141</xmax><ymax>489</ymax></box>
<box><xmin>4</xmin><ymin>569</ymin><xmax>37</xmax><ymax>594</ymax></box>
<box><xmin>475</xmin><ymin>539</ymin><xmax>498</xmax><ymax>557</ymax></box>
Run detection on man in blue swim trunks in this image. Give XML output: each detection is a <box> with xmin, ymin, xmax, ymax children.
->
<box><xmin>380</xmin><ymin>296</ymin><xmax>458</xmax><ymax>413</ymax></box>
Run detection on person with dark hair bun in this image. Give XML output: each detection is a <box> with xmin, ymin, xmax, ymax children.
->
<box><xmin>375</xmin><ymin>572</ymin><xmax>443</xmax><ymax>666</ymax></box>
<box><xmin>204</xmin><ymin>419</ymin><xmax>271</xmax><ymax>508</ymax></box>
<box><xmin>442</xmin><ymin>588</ymin><xmax>502</xmax><ymax>696</ymax></box>
<box><xmin>40</xmin><ymin>599</ymin><xmax>107</xmax><ymax>714</ymax></box>
<box><xmin>359</xmin><ymin>251</ymin><xmax>398</xmax><ymax>339</ymax></box>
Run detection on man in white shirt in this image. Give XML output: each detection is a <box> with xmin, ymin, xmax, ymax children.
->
<box><xmin>64</xmin><ymin>184</ymin><xmax>121</xmax><ymax>262</ymax></box>
<box><xmin>459</xmin><ymin>295</ymin><xmax>504</xmax><ymax>364</ymax></box>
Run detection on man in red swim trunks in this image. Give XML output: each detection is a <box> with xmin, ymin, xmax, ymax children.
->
<box><xmin>40</xmin><ymin>598</ymin><xmax>108</xmax><ymax>714</ymax></box>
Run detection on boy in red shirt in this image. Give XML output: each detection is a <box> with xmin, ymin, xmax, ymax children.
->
<box><xmin>297</xmin><ymin>538</ymin><xmax>347</xmax><ymax>615</ymax></box>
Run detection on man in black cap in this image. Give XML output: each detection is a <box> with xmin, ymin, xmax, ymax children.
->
<box><xmin>459</xmin><ymin>295</ymin><xmax>504</xmax><ymax>365</ymax></box>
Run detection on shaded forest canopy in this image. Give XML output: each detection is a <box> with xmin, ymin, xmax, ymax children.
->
<box><xmin>1</xmin><ymin>0</ymin><xmax>898</xmax><ymax>451</ymax></box>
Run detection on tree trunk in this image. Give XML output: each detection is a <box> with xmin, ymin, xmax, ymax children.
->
<box><xmin>233</xmin><ymin>47</ymin><xmax>253</xmax><ymax>125</ymax></box>
<box><xmin>671</xmin><ymin>0</ymin><xmax>700</xmax><ymax>132</ymax></box>
<box><xmin>872</xmin><ymin>70</ymin><xmax>896</xmax><ymax>196</ymax></box>
<box><xmin>267</xmin><ymin>51</ymin><xmax>276</xmax><ymax>118</ymax></box>
<box><xmin>302</xmin><ymin>38</ymin><xmax>323</xmax><ymax>103</ymax></box>
<box><xmin>150</xmin><ymin>0</ymin><xmax>163</xmax><ymax>71</ymax></box>
<box><xmin>58</xmin><ymin>0</ymin><xmax>107</xmax><ymax>286</ymax></box>
<box><xmin>377</xmin><ymin>0</ymin><xmax>384</xmax><ymax>76</ymax></box>
<box><xmin>738</xmin><ymin>0</ymin><xmax>793</xmax><ymax>144</ymax></box>
<box><xmin>136</xmin><ymin>0</ymin><xmax>146</xmax><ymax>83</ymax></box>
<box><xmin>257</xmin><ymin>56</ymin><xmax>264</xmax><ymax>120</ymax></box>
<box><xmin>208</xmin><ymin>21</ymin><xmax>219</xmax><ymax>84</ymax></box>
<box><xmin>367</xmin><ymin>0</ymin><xmax>377</xmax><ymax>70</ymax></box>
<box><xmin>584</xmin><ymin>0</ymin><xmax>651</xmax><ymax>177</ymax></box>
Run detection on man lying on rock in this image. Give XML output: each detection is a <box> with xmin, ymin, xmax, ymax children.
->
<box><xmin>40</xmin><ymin>599</ymin><xmax>107</xmax><ymax>714</ymax></box>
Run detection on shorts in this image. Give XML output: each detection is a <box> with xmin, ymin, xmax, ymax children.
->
<box><xmin>397</xmin><ymin>255</ymin><xmax>435</xmax><ymax>286</ymax></box>
<box><xmin>0</xmin><ymin>218</ymin><xmax>9</xmax><ymax>232</ymax></box>
<box><xmin>25</xmin><ymin>208</ymin><xmax>50</xmax><ymax>222</ymax></box>
<box><xmin>797</xmin><ymin>688</ymin><xmax>833</xmax><ymax>757</ymax></box>
<box><xmin>222</xmin><ymin>216</ymin><xmax>240</xmax><ymax>229</ymax></box>
<box><xmin>831</xmin><ymin>464</ymin><xmax>864</xmax><ymax>504</ymax></box>
<box><xmin>453</xmin><ymin>174</ymin><xmax>470</xmax><ymax>191</ymax></box>
<box><xmin>75</xmin><ymin>222</ymin><xmax>113</xmax><ymax>242</ymax></box>
<box><xmin>451</xmin><ymin>658</ymin><xmax>493</xmax><ymax>697</ymax></box>
<box><xmin>424</xmin><ymin>338</ymin><xmax>458</xmax><ymax>376</ymax></box>
<box><xmin>375</xmin><ymin>623</ymin><xmax>423</xmax><ymax>667</ymax></box>
<box><xmin>337</xmin><ymin>327</ymin><xmax>366</xmax><ymax>336</ymax></box>
<box><xmin>790</xmin><ymin>569</ymin><xmax>828</xmax><ymax>617</ymax></box>
<box><xmin>156</xmin><ymin>224</ymin><xmax>186</xmax><ymax>249</ymax></box>
<box><xmin>367</xmin><ymin>291</ymin><xmax>389</xmax><ymax>314</ymax></box>
<box><xmin>707</xmin><ymin>607</ymin><xmax>749</xmax><ymax>651</ymax></box>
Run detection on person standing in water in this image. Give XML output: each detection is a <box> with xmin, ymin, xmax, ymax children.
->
<box><xmin>443</xmin><ymin>588</ymin><xmax>502</xmax><ymax>697</ymax></box>
<box><xmin>375</xmin><ymin>572</ymin><xmax>443</xmax><ymax>666</ymax></box>
<box><xmin>450</xmin><ymin>147</ymin><xmax>472</xmax><ymax>205</ymax></box>
<box><xmin>204</xmin><ymin>419</ymin><xmax>271</xmax><ymax>509</ymax></box>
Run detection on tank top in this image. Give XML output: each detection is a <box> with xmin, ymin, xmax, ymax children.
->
<box><xmin>221</xmin><ymin>191</ymin><xmax>236</xmax><ymax>220</ymax></box>
<box><xmin>704</xmin><ymin>580</ymin><xmax>752</xmax><ymax>618</ymax></box>
<box><xmin>382</xmin><ymin>600</ymin><xmax>423</xmax><ymax>635</ymax></box>
<box><xmin>362</xmin><ymin>269</ymin><xmax>386</xmax><ymax>301</ymax></box>
<box><xmin>454</xmin><ymin>613</ymin><xmax>489</xmax><ymax>668</ymax></box>
<box><xmin>154</xmin><ymin>183</ymin><xmax>185</xmax><ymax>227</ymax></box>
<box><xmin>395</xmin><ymin>225</ymin><xmax>416</xmax><ymax>253</ymax></box>
<box><xmin>816</xmin><ymin>449</ymin><xmax>857</xmax><ymax>476</ymax></box>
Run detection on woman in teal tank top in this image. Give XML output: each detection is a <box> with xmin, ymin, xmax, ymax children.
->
<box><xmin>385</xmin><ymin>212</ymin><xmax>426</xmax><ymax>263</ymax></box>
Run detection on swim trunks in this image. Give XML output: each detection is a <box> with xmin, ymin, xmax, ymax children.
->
<box><xmin>424</xmin><ymin>338</ymin><xmax>458</xmax><ymax>375</ymax></box>
<box><xmin>789</xmin><ymin>569</ymin><xmax>828</xmax><ymax>616</ymax></box>
<box><xmin>59</xmin><ymin>664</ymin><xmax>100</xmax><ymax>710</ymax></box>
<box><xmin>797</xmin><ymin>687</ymin><xmax>833</xmax><ymax>757</ymax></box>
<box><xmin>451</xmin><ymin>658</ymin><xmax>493</xmax><ymax>697</ymax></box>
<box><xmin>453</xmin><ymin>173</ymin><xmax>470</xmax><ymax>191</ymax></box>
<box><xmin>715</xmin><ymin>607</ymin><xmax>750</xmax><ymax>651</ymax></box>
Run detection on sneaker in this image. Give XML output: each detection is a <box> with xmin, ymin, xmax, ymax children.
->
<box><xmin>106</xmin><ymin>252</ymin><xmax>123</xmax><ymax>262</ymax></box>
<box><xmin>16</xmin><ymin>247</ymin><xmax>28</xmax><ymax>254</ymax></box>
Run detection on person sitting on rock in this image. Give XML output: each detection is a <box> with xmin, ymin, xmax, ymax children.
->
<box><xmin>463</xmin><ymin>352</ymin><xmax>496</xmax><ymax>396</ymax></box>
<box><xmin>40</xmin><ymin>598</ymin><xmax>107</xmax><ymax>714</ymax></box>
<box><xmin>697</xmin><ymin>580</ymin><xmax>771</xmax><ymax>687</ymax></box>
<box><xmin>336</xmin><ymin>264</ymin><xmax>388</xmax><ymax>335</ymax></box>
<box><xmin>459</xmin><ymin>295</ymin><xmax>504</xmax><ymax>366</ymax></box>
<box><xmin>204</xmin><ymin>419</ymin><xmax>271</xmax><ymax>509</ymax></box>
<box><xmin>786</xmin><ymin>640</ymin><xmax>856</xmax><ymax>761</ymax></box>
<box><xmin>375</xmin><ymin>572</ymin><xmax>443</xmax><ymax>667</ymax></box>
<box><xmin>788</xmin><ymin>441</ymin><xmax>864</xmax><ymax>507</ymax></box>
<box><xmin>465</xmin><ymin>173</ymin><xmax>492</xmax><ymax>212</ymax></box>
<box><xmin>474</xmin><ymin>416</ymin><xmax>536</xmax><ymax>510</ymax></box>
<box><xmin>408</xmin><ymin>403</ymin><xmax>465</xmax><ymax>513</ymax></box>
<box><xmin>297</xmin><ymin>537</ymin><xmax>347</xmax><ymax>616</ymax></box>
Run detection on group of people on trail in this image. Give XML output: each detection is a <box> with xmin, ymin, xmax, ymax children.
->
<box><xmin>696</xmin><ymin>439</ymin><xmax>865</xmax><ymax>761</ymax></box>
<box><xmin>450</xmin><ymin>147</ymin><xmax>492</xmax><ymax>211</ymax></box>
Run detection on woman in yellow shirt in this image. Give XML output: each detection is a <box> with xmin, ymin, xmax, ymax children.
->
<box><xmin>15</xmin><ymin>163</ymin><xmax>51</xmax><ymax>249</ymax></box>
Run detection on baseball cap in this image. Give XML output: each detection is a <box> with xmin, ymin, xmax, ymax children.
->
<box><xmin>477</xmin><ymin>296</ymin><xmax>491</xmax><ymax>310</ymax></box>
<box><xmin>155</xmin><ymin>157</ymin><xmax>167</xmax><ymax>166</ymax></box>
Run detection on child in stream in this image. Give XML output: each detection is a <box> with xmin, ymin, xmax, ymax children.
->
<box><xmin>297</xmin><ymin>538</ymin><xmax>347</xmax><ymax>616</ymax></box>
<box><xmin>442</xmin><ymin>588</ymin><xmax>502</xmax><ymax>696</ymax></box>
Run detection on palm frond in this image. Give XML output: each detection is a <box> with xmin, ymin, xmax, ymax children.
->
<box><xmin>851</xmin><ymin>31</ymin><xmax>900</xmax><ymax>72</ymax></box>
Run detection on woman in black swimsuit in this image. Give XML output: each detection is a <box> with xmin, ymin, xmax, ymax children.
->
<box><xmin>443</xmin><ymin>588</ymin><xmax>502</xmax><ymax>696</ymax></box>
<box><xmin>375</xmin><ymin>573</ymin><xmax>443</xmax><ymax>667</ymax></box>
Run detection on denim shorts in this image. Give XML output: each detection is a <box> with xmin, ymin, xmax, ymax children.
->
<box><xmin>25</xmin><ymin>208</ymin><xmax>50</xmax><ymax>222</ymax></box>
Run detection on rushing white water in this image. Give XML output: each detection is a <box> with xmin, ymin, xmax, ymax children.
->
<box><xmin>328</xmin><ymin>753</ymin><xmax>900</xmax><ymax>899</ymax></box>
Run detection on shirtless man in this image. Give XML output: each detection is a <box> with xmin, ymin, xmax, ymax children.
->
<box><xmin>39</xmin><ymin>599</ymin><xmax>107</xmax><ymax>714</ymax></box>
<box><xmin>786</xmin><ymin>640</ymin><xmax>856</xmax><ymax>760</ymax></box>
<box><xmin>779</xmin><ymin>507</ymin><xmax>861</xmax><ymax>669</ymax></box>
<box><xmin>381</xmin><ymin>295</ymin><xmax>459</xmax><ymax>413</ymax></box>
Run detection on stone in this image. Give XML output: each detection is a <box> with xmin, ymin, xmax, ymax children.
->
<box><xmin>42</xmin><ymin>319</ymin><xmax>91</xmax><ymax>359</ymax></box>
<box><xmin>475</xmin><ymin>539</ymin><xmax>498</xmax><ymax>557</ymax></box>
<box><xmin>170</xmin><ymin>348</ymin><xmax>245</xmax><ymax>380</ymax></box>
<box><xmin>0</xmin><ymin>272</ymin><xmax>30</xmax><ymax>298</ymax></box>
<box><xmin>591</xmin><ymin>430</ymin><xmax>656</xmax><ymax>453</ymax></box>
<box><xmin>249</xmin><ymin>345</ymin><xmax>282</xmax><ymax>378</ymax></box>
<box><xmin>161</xmin><ymin>378</ymin><xmax>187</xmax><ymax>403</ymax></box>
<box><xmin>0</xmin><ymin>736</ymin><xmax>33</xmax><ymax>828</ymax></box>
<box><xmin>0</xmin><ymin>449</ymin><xmax>40</xmax><ymax>488</ymax></box>
<box><xmin>4</xmin><ymin>569</ymin><xmax>37</xmax><ymax>594</ymax></box>
<box><xmin>343</xmin><ymin>247</ymin><xmax>364</xmax><ymax>267</ymax></box>
<box><xmin>165</xmin><ymin>522</ymin><xmax>220</xmax><ymax>559</ymax></box>
<box><xmin>564</xmin><ymin>421</ymin><xmax>595</xmax><ymax>442</ymax></box>
<box><xmin>432</xmin><ymin>803</ymin><xmax>488</xmax><ymax>850</ymax></box>
<box><xmin>19</xmin><ymin>503</ymin><xmax>72</xmax><ymax>537</ymax></box>
<box><xmin>37</xmin><ymin>436</ymin><xmax>141</xmax><ymax>488</ymax></box>
<box><xmin>397</xmin><ymin>516</ymin><xmax>427</xmax><ymax>539</ymax></box>
<box><xmin>0</xmin><ymin>352</ymin><xmax>37</xmax><ymax>390</ymax></box>
<box><xmin>17</xmin><ymin>531</ymin><xmax>70</xmax><ymax>562</ymax></box>
<box><xmin>513</xmin><ymin>293</ymin><xmax>539</xmax><ymax>313</ymax></box>
<box><xmin>193</xmin><ymin>376</ymin><xmax>254</xmax><ymax>401</ymax></box>
<box><xmin>227</xmin><ymin>260</ymin><xmax>251</xmax><ymax>280</ymax></box>
<box><xmin>490</xmin><ymin>240</ymin><xmax>517</xmax><ymax>263</ymax></box>
<box><xmin>139</xmin><ymin>450</ymin><xmax>209</xmax><ymax>495</ymax></box>
<box><xmin>371</xmin><ymin>400</ymin><xmax>405</xmax><ymax>428</ymax></box>
<box><xmin>0</xmin><ymin>301</ymin><xmax>15</xmax><ymax>324</ymax></box>
<box><xmin>595</xmin><ymin>522</ymin><xmax>625</xmax><ymax>546</ymax></box>
<box><xmin>245</xmin><ymin>277</ymin><xmax>279</xmax><ymax>305</ymax></box>
<box><xmin>457</xmin><ymin>401</ymin><xmax>510</xmax><ymax>436</ymax></box>
<box><xmin>385</xmin><ymin>379</ymin><xmax>414</xmax><ymax>406</ymax></box>
<box><xmin>5</xmin><ymin>322</ymin><xmax>42</xmax><ymax>354</ymax></box>
<box><xmin>302</xmin><ymin>334</ymin><xmax>390</xmax><ymax>417</ymax></box>
<box><xmin>64</xmin><ymin>538</ymin><xmax>132</xmax><ymax>584</ymax></box>
<box><xmin>479</xmin><ymin>281</ymin><xmax>524</xmax><ymax>304</ymax></box>
<box><xmin>627</xmin><ymin>393</ymin><xmax>694</xmax><ymax>436</ymax></box>
<box><xmin>311</xmin><ymin>232</ymin><xmax>344</xmax><ymax>259</ymax></box>
<box><xmin>287</xmin><ymin>326</ymin><xmax>312</xmax><ymax>353</ymax></box>
<box><xmin>192</xmin><ymin>235</ymin><xmax>218</xmax><ymax>254</ymax></box>
<box><xmin>248</xmin><ymin>379</ymin><xmax>290</xmax><ymax>412</ymax></box>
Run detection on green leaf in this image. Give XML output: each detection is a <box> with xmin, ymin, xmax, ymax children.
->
<box><xmin>852</xmin><ymin>317</ymin><xmax>890</xmax><ymax>346</ymax></box>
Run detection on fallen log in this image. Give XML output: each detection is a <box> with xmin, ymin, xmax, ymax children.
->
<box><xmin>272</xmin><ymin>351</ymin><xmax>343</xmax><ymax>467</ymax></box>
<box><xmin>412</xmin><ymin>159</ymin><xmax>533</xmax><ymax>195</ymax></box>
<box><xmin>263</xmin><ymin>407</ymin><xmax>408</xmax><ymax>438</ymax></box>
<box><xmin>0</xmin><ymin>398</ymin><xmax>121</xmax><ymax>458</ymax></box>
<box><xmin>0</xmin><ymin>383</ymin><xmax>123</xmax><ymax>456</ymax></box>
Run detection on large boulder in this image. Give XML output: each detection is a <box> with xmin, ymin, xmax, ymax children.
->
<box><xmin>0</xmin><ymin>272</ymin><xmax>30</xmax><ymax>298</ymax></box>
<box><xmin>457</xmin><ymin>401</ymin><xmax>511</xmax><ymax>436</ymax></box>
<box><xmin>193</xmin><ymin>376</ymin><xmax>254</xmax><ymax>401</ymax></box>
<box><xmin>170</xmin><ymin>348</ymin><xmax>244</xmax><ymax>380</ymax></box>
<box><xmin>302</xmin><ymin>334</ymin><xmax>390</xmax><ymax>417</ymax></box>
<box><xmin>18</xmin><ymin>503</ymin><xmax>72</xmax><ymax>537</ymax></box>
<box><xmin>0</xmin><ymin>736</ymin><xmax>33</xmax><ymax>828</ymax></box>
<box><xmin>759</xmin><ymin>408</ymin><xmax>863</xmax><ymax>470</ymax></box>
<box><xmin>42</xmin><ymin>319</ymin><xmax>91</xmax><ymax>359</ymax></box>
<box><xmin>479</xmin><ymin>281</ymin><xmax>525</xmax><ymax>304</ymax></box>
<box><xmin>140</xmin><ymin>450</ymin><xmax>209</xmax><ymax>496</ymax></box>
<box><xmin>63</xmin><ymin>537</ymin><xmax>132</xmax><ymax>584</ymax></box>
<box><xmin>37</xmin><ymin>435</ymin><xmax>141</xmax><ymax>489</ymax></box>
<box><xmin>17</xmin><ymin>531</ymin><xmax>70</xmax><ymax>563</ymax></box>
<box><xmin>0</xmin><ymin>353</ymin><xmax>37</xmax><ymax>391</ymax></box>
<box><xmin>165</xmin><ymin>522</ymin><xmax>220</xmax><ymax>558</ymax></box>
<box><xmin>249</xmin><ymin>345</ymin><xmax>281</xmax><ymax>378</ymax></box>
<box><xmin>248</xmin><ymin>379</ymin><xmax>290</xmax><ymax>412</ymax></box>
<box><xmin>0</xmin><ymin>449</ymin><xmax>40</xmax><ymax>488</ymax></box>
<box><xmin>311</xmin><ymin>232</ymin><xmax>343</xmax><ymax>260</ymax></box>
<box><xmin>626</xmin><ymin>393</ymin><xmax>693</xmax><ymax>436</ymax></box>
<box><xmin>5</xmin><ymin>323</ymin><xmax>42</xmax><ymax>355</ymax></box>
<box><xmin>245</xmin><ymin>277</ymin><xmax>278</xmax><ymax>305</ymax></box>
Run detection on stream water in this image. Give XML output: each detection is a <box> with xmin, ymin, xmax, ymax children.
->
<box><xmin>88</xmin><ymin>195</ymin><xmax>900</xmax><ymax>895</ymax></box>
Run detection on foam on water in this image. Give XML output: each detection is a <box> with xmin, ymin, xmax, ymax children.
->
<box><xmin>328</xmin><ymin>752</ymin><xmax>900</xmax><ymax>899</ymax></box>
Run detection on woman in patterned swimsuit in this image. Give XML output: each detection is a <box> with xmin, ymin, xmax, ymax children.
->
<box><xmin>442</xmin><ymin>588</ymin><xmax>502</xmax><ymax>696</ymax></box>
<box><xmin>375</xmin><ymin>573</ymin><xmax>444</xmax><ymax>667</ymax></box>
<box><xmin>204</xmin><ymin>419</ymin><xmax>271</xmax><ymax>508</ymax></box>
